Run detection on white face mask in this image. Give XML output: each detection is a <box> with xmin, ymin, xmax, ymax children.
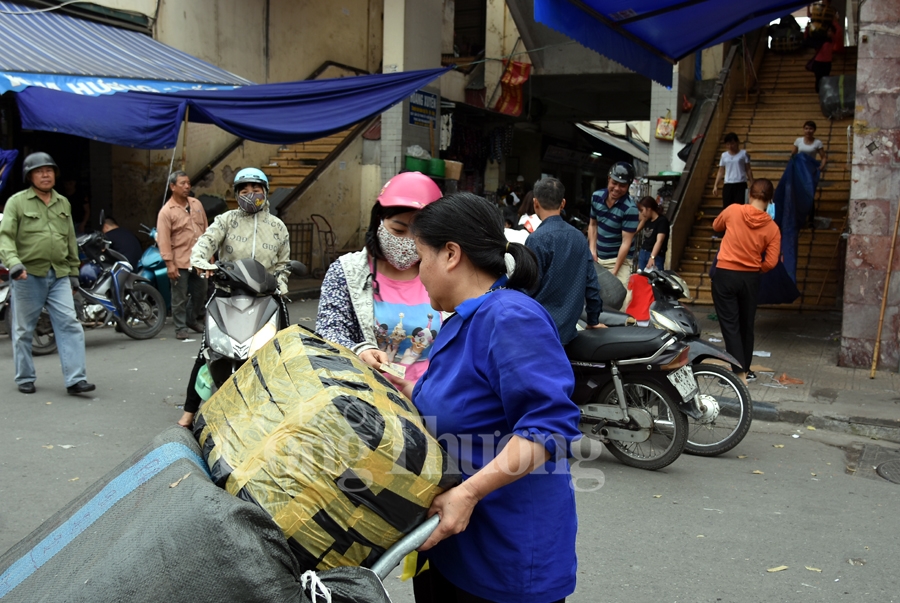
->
<box><xmin>377</xmin><ymin>222</ymin><xmax>419</xmax><ymax>270</ymax></box>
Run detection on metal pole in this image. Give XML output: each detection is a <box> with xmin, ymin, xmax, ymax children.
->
<box><xmin>870</xmin><ymin>197</ymin><xmax>900</xmax><ymax>378</ymax></box>
<box><xmin>181</xmin><ymin>106</ymin><xmax>190</xmax><ymax>171</ymax></box>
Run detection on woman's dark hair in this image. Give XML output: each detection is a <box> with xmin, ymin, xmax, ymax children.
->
<box><xmin>517</xmin><ymin>190</ymin><xmax>535</xmax><ymax>217</ymax></box>
<box><xmin>637</xmin><ymin>196</ymin><xmax>661</xmax><ymax>214</ymax></box>
<box><xmin>723</xmin><ymin>132</ymin><xmax>739</xmax><ymax>144</ymax></box>
<box><xmin>803</xmin><ymin>120</ymin><xmax>817</xmax><ymax>131</ymax></box>
<box><xmin>364</xmin><ymin>203</ymin><xmax>413</xmax><ymax>260</ymax></box>
<box><xmin>411</xmin><ymin>192</ymin><xmax>539</xmax><ymax>292</ymax></box>
<box><xmin>749</xmin><ymin>178</ymin><xmax>775</xmax><ymax>202</ymax></box>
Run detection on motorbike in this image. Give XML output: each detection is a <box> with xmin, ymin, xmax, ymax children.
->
<box><xmin>567</xmin><ymin>325</ymin><xmax>700</xmax><ymax>471</ymax></box>
<box><xmin>195</xmin><ymin>257</ymin><xmax>307</xmax><ymax>400</ymax></box>
<box><xmin>0</xmin><ymin>213</ymin><xmax>58</xmax><ymax>354</ymax></box>
<box><xmin>137</xmin><ymin>224</ymin><xmax>172</xmax><ymax>312</ymax></box>
<box><xmin>74</xmin><ymin>231</ymin><xmax>167</xmax><ymax>339</ymax></box>
<box><xmin>598</xmin><ymin>268</ymin><xmax>753</xmax><ymax>457</ymax></box>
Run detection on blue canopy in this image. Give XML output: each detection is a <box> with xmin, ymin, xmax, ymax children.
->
<box><xmin>15</xmin><ymin>67</ymin><xmax>451</xmax><ymax>149</ymax></box>
<box><xmin>0</xmin><ymin>0</ymin><xmax>250</xmax><ymax>94</ymax></box>
<box><xmin>534</xmin><ymin>0</ymin><xmax>812</xmax><ymax>86</ymax></box>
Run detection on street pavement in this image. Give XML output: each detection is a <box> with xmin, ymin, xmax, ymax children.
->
<box><xmin>2</xmin><ymin>296</ymin><xmax>899</xmax><ymax>602</ymax></box>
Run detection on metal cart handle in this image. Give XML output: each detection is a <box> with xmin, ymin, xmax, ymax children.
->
<box><xmin>370</xmin><ymin>515</ymin><xmax>440</xmax><ymax>580</ymax></box>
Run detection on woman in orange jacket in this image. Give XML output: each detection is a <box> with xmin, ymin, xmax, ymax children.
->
<box><xmin>711</xmin><ymin>178</ymin><xmax>781</xmax><ymax>382</ymax></box>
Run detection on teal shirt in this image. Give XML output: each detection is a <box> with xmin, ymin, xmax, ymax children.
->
<box><xmin>0</xmin><ymin>187</ymin><xmax>80</xmax><ymax>277</ymax></box>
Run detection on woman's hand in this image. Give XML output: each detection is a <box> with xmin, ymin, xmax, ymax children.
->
<box><xmin>358</xmin><ymin>348</ymin><xmax>389</xmax><ymax>370</ymax></box>
<box><xmin>418</xmin><ymin>481</ymin><xmax>481</xmax><ymax>551</ymax></box>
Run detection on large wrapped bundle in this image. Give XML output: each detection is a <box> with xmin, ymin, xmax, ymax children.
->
<box><xmin>0</xmin><ymin>427</ymin><xmax>304</xmax><ymax>603</ymax></box>
<box><xmin>818</xmin><ymin>75</ymin><xmax>856</xmax><ymax>120</ymax></box>
<box><xmin>195</xmin><ymin>325</ymin><xmax>458</xmax><ymax>572</ymax></box>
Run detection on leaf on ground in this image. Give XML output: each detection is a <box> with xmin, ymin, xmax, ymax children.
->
<box><xmin>767</xmin><ymin>565</ymin><xmax>789</xmax><ymax>572</ymax></box>
<box><xmin>58</xmin><ymin>444</ymin><xmax>76</xmax><ymax>449</ymax></box>
<box><xmin>697</xmin><ymin>535</ymin><xmax>705</xmax><ymax>538</ymax></box>
<box><xmin>806</xmin><ymin>566</ymin><xmax>822</xmax><ymax>572</ymax></box>
<box><xmin>652</xmin><ymin>495</ymin><xmax>662</xmax><ymax>498</ymax></box>
<box><xmin>752</xmin><ymin>470</ymin><xmax>764</xmax><ymax>475</ymax></box>
<box><xmin>807</xmin><ymin>426</ymin><xmax>817</xmax><ymax>431</ymax></box>
<box><xmin>169</xmin><ymin>472</ymin><xmax>191</xmax><ymax>488</ymax></box>
<box><xmin>45</xmin><ymin>402</ymin><xmax>52</xmax><ymax>405</ymax></box>
<box><xmin>773</xmin><ymin>444</ymin><xmax>785</xmax><ymax>448</ymax></box>
<box><xmin>68</xmin><ymin>477</ymin><xmax>79</xmax><ymax>482</ymax></box>
<box><xmin>737</xmin><ymin>455</ymin><xmax>748</xmax><ymax>459</ymax></box>
<box><xmin>811</xmin><ymin>472</ymin><xmax>817</xmax><ymax>476</ymax></box>
<box><xmin>42</xmin><ymin>445</ymin><xmax>53</xmax><ymax>449</ymax></box>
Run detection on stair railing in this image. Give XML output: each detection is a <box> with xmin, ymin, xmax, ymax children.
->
<box><xmin>668</xmin><ymin>30</ymin><xmax>768</xmax><ymax>271</ymax></box>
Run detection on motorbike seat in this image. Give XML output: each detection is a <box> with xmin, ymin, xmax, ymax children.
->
<box><xmin>566</xmin><ymin>326</ymin><xmax>673</xmax><ymax>363</ymax></box>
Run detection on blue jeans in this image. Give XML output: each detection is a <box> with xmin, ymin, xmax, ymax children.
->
<box><xmin>638</xmin><ymin>249</ymin><xmax>665</xmax><ymax>271</ymax></box>
<box><xmin>11</xmin><ymin>268</ymin><xmax>87</xmax><ymax>387</ymax></box>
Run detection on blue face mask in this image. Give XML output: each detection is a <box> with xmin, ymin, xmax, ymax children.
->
<box><xmin>237</xmin><ymin>191</ymin><xmax>266</xmax><ymax>214</ymax></box>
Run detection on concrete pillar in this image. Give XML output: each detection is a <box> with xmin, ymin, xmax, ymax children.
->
<box><xmin>648</xmin><ymin>65</ymin><xmax>687</xmax><ymax>182</ymax></box>
<box><xmin>839</xmin><ymin>0</ymin><xmax>900</xmax><ymax>368</ymax></box>
<box><xmin>381</xmin><ymin>0</ymin><xmax>442</xmax><ymax>186</ymax></box>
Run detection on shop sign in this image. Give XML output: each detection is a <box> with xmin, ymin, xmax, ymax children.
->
<box><xmin>408</xmin><ymin>90</ymin><xmax>437</xmax><ymax>127</ymax></box>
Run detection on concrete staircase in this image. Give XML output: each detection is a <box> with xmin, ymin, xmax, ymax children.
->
<box><xmin>678</xmin><ymin>46</ymin><xmax>856</xmax><ymax>308</ymax></box>
<box><xmin>261</xmin><ymin>129</ymin><xmax>355</xmax><ymax>190</ymax></box>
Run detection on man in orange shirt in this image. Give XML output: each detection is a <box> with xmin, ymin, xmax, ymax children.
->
<box><xmin>156</xmin><ymin>171</ymin><xmax>208</xmax><ymax>339</ymax></box>
<box><xmin>711</xmin><ymin>178</ymin><xmax>781</xmax><ymax>382</ymax></box>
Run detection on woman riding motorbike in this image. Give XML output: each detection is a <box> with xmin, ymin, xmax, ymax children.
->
<box><xmin>177</xmin><ymin>168</ymin><xmax>290</xmax><ymax>428</ymax></box>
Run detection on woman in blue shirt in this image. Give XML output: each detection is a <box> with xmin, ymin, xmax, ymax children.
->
<box><xmin>405</xmin><ymin>192</ymin><xmax>581</xmax><ymax>603</ymax></box>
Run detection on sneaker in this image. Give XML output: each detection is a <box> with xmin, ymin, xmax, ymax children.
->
<box><xmin>176</xmin><ymin>329</ymin><xmax>189</xmax><ymax>340</ymax></box>
<box><xmin>746</xmin><ymin>371</ymin><xmax>757</xmax><ymax>381</ymax></box>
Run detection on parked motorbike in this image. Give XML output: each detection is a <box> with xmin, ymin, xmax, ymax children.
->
<box><xmin>0</xmin><ymin>213</ymin><xmax>58</xmax><ymax>354</ymax></box>
<box><xmin>567</xmin><ymin>325</ymin><xmax>699</xmax><ymax>470</ymax></box>
<box><xmin>137</xmin><ymin>224</ymin><xmax>172</xmax><ymax>312</ymax></box>
<box><xmin>196</xmin><ymin>257</ymin><xmax>307</xmax><ymax>399</ymax></box>
<box><xmin>599</xmin><ymin>268</ymin><xmax>753</xmax><ymax>457</ymax></box>
<box><xmin>74</xmin><ymin>232</ymin><xmax>167</xmax><ymax>339</ymax></box>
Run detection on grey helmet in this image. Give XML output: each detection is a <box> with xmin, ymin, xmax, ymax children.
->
<box><xmin>608</xmin><ymin>161</ymin><xmax>635</xmax><ymax>185</ymax></box>
<box><xmin>22</xmin><ymin>152</ymin><xmax>59</xmax><ymax>182</ymax></box>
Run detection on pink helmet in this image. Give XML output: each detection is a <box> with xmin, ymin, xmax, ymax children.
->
<box><xmin>377</xmin><ymin>172</ymin><xmax>442</xmax><ymax>210</ymax></box>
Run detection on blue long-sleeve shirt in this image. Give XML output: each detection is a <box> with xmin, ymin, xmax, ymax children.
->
<box><xmin>526</xmin><ymin>215</ymin><xmax>603</xmax><ymax>344</ymax></box>
<box><xmin>412</xmin><ymin>284</ymin><xmax>581</xmax><ymax>603</ymax></box>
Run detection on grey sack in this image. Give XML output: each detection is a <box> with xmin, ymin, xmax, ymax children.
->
<box><xmin>0</xmin><ymin>426</ymin><xmax>304</xmax><ymax>603</ymax></box>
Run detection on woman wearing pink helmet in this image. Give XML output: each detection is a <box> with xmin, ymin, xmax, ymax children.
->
<box><xmin>316</xmin><ymin>171</ymin><xmax>442</xmax><ymax>382</ymax></box>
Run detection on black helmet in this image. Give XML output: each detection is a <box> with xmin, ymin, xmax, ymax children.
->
<box><xmin>608</xmin><ymin>161</ymin><xmax>635</xmax><ymax>185</ymax></box>
<box><xmin>22</xmin><ymin>152</ymin><xmax>59</xmax><ymax>182</ymax></box>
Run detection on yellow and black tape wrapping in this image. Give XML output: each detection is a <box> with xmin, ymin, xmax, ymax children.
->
<box><xmin>195</xmin><ymin>325</ymin><xmax>459</xmax><ymax>572</ymax></box>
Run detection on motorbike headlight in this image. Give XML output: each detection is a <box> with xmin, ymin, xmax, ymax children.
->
<box><xmin>248</xmin><ymin>314</ymin><xmax>279</xmax><ymax>357</ymax></box>
<box><xmin>650</xmin><ymin>310</ymin><xmax>685</xmax><ymax>335</ymax></box>
<box><xmin>207</xmin><ymin>320</ymin><xmax>232</xmax><ymax>356</ymax></box>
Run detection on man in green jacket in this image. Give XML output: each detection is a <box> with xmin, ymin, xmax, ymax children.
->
<box><xmin>0</xmin><ymin>152</ymin><xmax>95</xmax><ymax>395</ymax></box>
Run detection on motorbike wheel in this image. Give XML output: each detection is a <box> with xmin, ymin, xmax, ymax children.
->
<box><xmin>5</xmin><ymin>303</ymin><xmax>58</xmax><ymax>355</ymax></box>
<box><xmin>684</xmin><ymin>364</ymin><xmax>753</xmax><ymax>456</ymax></box>
<box><xmin>118</xmin><ymin>282</ymin><xmax>166</xmax><ymax>340</ymax></box>
<box><xmin>597</xmin><ymin>377</ymin><xmax>688</xmax><ymax>471</ymax></box>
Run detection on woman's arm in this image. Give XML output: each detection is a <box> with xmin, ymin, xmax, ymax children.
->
<box><xmin>418</xmin><ymin>435</ymin><xmax>550</xmax><ymax>551</ymax></box>
<box><xmin>818</xmin><ymin>145</ymin><xmax>827</xmax><ymax>170</ymax></box>
<box><xmin>712</xmin><ymin>166</ymin><xmax>725</xmax><ymax>195</ymax></box>
<box><xmin>315</xmin><ymin>261</ymin><xmax>368</xmax><ymax>351</ymax></box>
<box><xmin>648</xmin><ymin>233</ymin><xmax>666</xmax><ymax>267</ymax></box>
<box><xmin>791</xmin><ymin>144</ymin><xmax>799</xmax><ymax>156</ymax></box>
<box><xmin>745</xmin><ymin>156</ymin><xmax>753</xmax><ymax>182</ymax></box>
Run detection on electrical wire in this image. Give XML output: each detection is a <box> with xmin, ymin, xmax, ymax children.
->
<box><xmin>0</xmin><ymin>1</ymin><xmax>89</xmax><ymax>15</ymax></box>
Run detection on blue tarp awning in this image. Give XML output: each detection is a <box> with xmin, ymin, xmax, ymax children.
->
<box><xmin>534</xmin><ymin>0</ymin><xmax>813</xmax><ymax>86</ymax></box>
<box><xmin>0</xmin><ymin>1</ymin><xmax>251</xmax><ymax>94</ymax></box>
<box><xmin>0</xmin><ymin>1</ymin><xmax>450</xmax><ymax>150</ymax></box>
<box><xmin>15</xmin><ymin>68</ymin><xmax>452</xmax><ymax>149</ymax></box>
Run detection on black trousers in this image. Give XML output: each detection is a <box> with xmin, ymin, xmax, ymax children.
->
<box><xmin>413</xmin><ymin>566</ymin><xmax>565</xmax><ymax>603</ymax></box>
<box><xmin>711</xmin><ymin>268</ymin><xmax>760</xmax><ymax>373</ymax></box>
<box><xmin>722</xmin><ymin>182</ymin><xmax>746</xmax><ymax>208</ymax></box>
<box><xmin>184</xmin><ymin>352</ymin><xmax>204</xmax><ymax>414</ymax></box>
<box><xmin>811</xmin><ymin>60</ymin><xmax>831</xmax><ymax>92</ymax></box>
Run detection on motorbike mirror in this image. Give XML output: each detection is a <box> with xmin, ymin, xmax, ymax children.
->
<box><xmin>289</xmin><ymin>260</ymin><xmax>308</xmax><ymax>277</ymax></box>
